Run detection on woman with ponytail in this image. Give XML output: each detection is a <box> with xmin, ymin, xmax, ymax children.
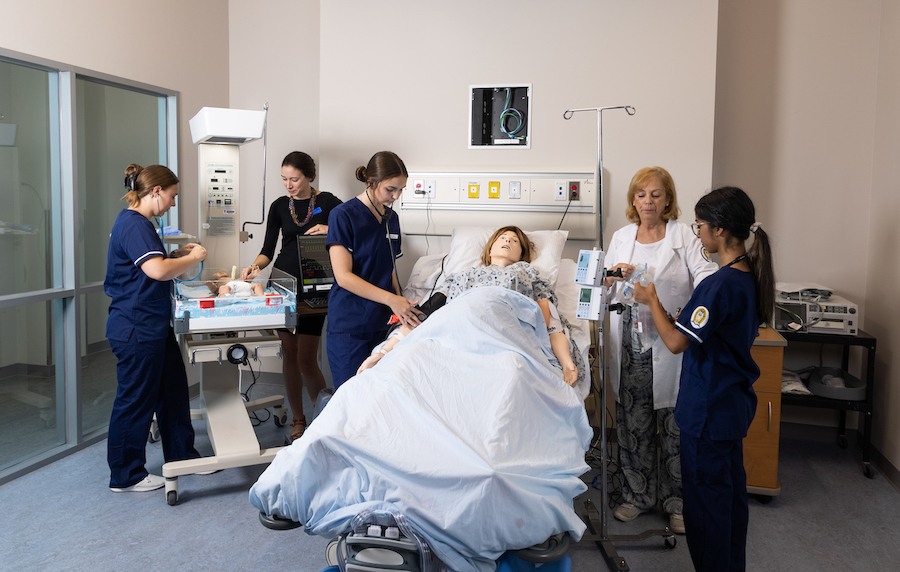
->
<box><xmin>633</xmin><ymin>186</ymin><xmax>775</xmax><ymax>571</ymax></box>
<box><xmin>104</xmin><ymin>164</ymin><xmax>208</xmax><ymax>493</ymax></box>
<box><xmin>325</xmin><ymin>151</ymin><xmax>419</xmax><ymax>389</ymax></box>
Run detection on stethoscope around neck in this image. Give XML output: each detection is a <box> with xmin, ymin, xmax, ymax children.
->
<box><xmin>366</xmin><ymin>188</ymin><xmax>403</xmax><ymax>292</ymax></box>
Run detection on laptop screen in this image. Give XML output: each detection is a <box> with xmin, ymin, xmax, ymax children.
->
<box><xmin>297</xmin><ymin>235</ymin><xmax>334</xmax><ymax>298</ymax></box>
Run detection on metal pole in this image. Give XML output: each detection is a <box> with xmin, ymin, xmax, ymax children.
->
<box><xmin>565</xmin><ymin>105</ymin><xmax>678</xmax><ymax>571</ymax></box>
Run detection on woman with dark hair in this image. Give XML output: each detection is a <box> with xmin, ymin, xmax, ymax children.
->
<box><xmin>242</xmin><ymin>152</ymin><xmax>342</xmax><ymax>441</ymax></box>
<box><xmin>325</xmin><ymin>151</ymin><xmax>418</xmax><ymax>389</ymax></box>
<box><xmin>105</xmin><ymin>163</ymin><xmax>208</xmax><ymax>492</ymax></box>
<box><xmin>605</xmin><ymin>166</ymin><xmax>717</xmax><ymax>534</ymax></box>
<box><xmin>634</xmin><ymin>186</ymin><xmax>775</xmax><ymax>571</ymax></box>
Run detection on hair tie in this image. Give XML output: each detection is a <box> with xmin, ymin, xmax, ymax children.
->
<box><xmin>750</xmin><ymin>222</ymin><xmax>760</xmax><ymax>233</ymax></box>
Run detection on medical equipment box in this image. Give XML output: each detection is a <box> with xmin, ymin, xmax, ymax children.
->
<box><xmin>774</xmin><ymin>292</ymin><xmax>858</xmax><ymax>335</ymax></box>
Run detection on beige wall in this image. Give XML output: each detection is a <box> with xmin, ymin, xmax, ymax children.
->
<box><xmin>715</xmin><ymin>0</ymin><xmax>900</xmax><ymax>471</ymax></box>
<box><xmin>868</xmin><ymin>0</ymin><xmax>900</xmax><ymax>471</ymax></box>
<box><xmin>313</xmin><ymin>0</ymin><xmax>720</xmax><ymax>272</ymax></box>
<box><xmin>229</xmin><ymin>0</ymin><xmax>321</xmax><ymax>265</ymax></box>
<box><xmin>0</xmin><ymin>0</ymin><xmax>231</xmax><ymax>237</ymax></box>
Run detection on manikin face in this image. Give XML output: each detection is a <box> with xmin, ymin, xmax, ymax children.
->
<box><xmin>633</xmin><ymin>177</ymin><xmax>668</xmax><ymax>225</ymax></box>
<box><xmin>282</xmin><ymin>166</ymin><xmax>312</xmax><ymax>198</ymax></box>
<box><xmin>370</xmin><ymin>176</ymin><xmax>407</xmax><ymax>208</ymax></box>
<box><xmin>489</xmin><ymin>230</ymin><xmax>524</xmax><ymax>267</ymax></box>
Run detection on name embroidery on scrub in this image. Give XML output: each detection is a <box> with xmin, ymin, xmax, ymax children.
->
<box><xmin>690</xmin><ymin>306</ymin><xmax>709</xmax><ymax>329</ymax></box>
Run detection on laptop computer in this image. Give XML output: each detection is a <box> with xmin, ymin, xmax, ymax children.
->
<box><xmin>296</xmin><ymin>235</ymin><xmax>334</xmax><ymax>308</ymax></box>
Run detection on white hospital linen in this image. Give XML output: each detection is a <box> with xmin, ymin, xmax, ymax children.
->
<box><xmin>249</xmin><ymin>287</ymin><xmax>592</xmax><ymax>572</ymax></box>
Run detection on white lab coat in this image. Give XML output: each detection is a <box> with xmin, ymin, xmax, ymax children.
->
<box><xmin>606</xmin><ymin>220</ymin><xmax>718</xmax><ymax>409</ymax></box>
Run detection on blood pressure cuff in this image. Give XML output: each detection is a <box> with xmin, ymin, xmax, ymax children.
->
<box><xmin>385</xmin><ymin>292</ymin><xmax>447</xmax><ymax>334</ymax></box>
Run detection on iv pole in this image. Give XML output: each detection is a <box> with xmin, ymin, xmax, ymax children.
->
<box><xmin>563</xmin><ymin>105</ymin><xmax>675</xmax><ymax>571</ymax></box>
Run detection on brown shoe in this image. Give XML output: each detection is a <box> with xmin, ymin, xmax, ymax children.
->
<box><xmin>290</xmin><ymin>416</ymin><xmax>307</xmax><ymax>442</ymax></box>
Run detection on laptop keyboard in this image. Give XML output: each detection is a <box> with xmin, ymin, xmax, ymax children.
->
<box><xmin>304</xmin><ymin>297</ymin><xmax>329</xmax><ymax>309</ymax></box>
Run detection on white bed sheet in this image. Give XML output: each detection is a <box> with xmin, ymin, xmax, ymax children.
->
<box><xmin>249</xmin><ymin>287</ymin><xmax>591</xmax><ymax>572</ymax></box>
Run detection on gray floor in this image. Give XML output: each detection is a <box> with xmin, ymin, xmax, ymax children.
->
<box><xmin>1</xmin><ymin>376</ymin><xmax>898</xmax><ymax>572</ymax></box>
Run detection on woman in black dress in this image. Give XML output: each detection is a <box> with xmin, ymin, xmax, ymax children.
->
<box><xmin>242</xmin><ymin>152</ymin><xmax>342</xmax><ymax>441</ymax></box>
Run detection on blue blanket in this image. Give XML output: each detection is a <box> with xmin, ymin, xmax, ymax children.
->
<box><xmin>249</xmin><ymin>287</ymin><xmax>592</xmax><ymax>572</ymax></box>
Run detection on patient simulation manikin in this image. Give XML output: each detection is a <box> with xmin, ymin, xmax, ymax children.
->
<box><xmin>205</xmin><ymin>271</ymin><xmax>264</xmax><ymax>298</ymax></box>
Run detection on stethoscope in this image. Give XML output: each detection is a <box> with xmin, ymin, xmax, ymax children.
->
<box><xmin>366</xmin><ymin>188</ymin><xmax>402</xmax><ymax>293</ymax></box>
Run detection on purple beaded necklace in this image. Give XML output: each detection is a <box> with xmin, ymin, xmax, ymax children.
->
<box><xmin>289</xmin><ymin>190</ymin><xmax>317</xmax><ymax>227</ymax></box>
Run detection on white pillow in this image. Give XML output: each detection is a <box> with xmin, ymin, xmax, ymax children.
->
<box><xmin>444</xmin><ymin>226</ymin><xmax>568</xmax><ymax>288</ymax></box>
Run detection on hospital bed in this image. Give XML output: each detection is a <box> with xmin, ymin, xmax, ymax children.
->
<box><xmin>249</xmin><ymin>228</ymin><xmax>594</xmax><ymax>572</ymax></box>
<box><xmin>160</xmin><ymin>270</ymin><xmax>299</xmax><ymax>505</ymax></box>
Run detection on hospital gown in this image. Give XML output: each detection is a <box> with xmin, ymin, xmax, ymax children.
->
<box><xmin>440</xmin><ymin>262</ymin><xmax>587</xmax><ymax>392</ymax></box>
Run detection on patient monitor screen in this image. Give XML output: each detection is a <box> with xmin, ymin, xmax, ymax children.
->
<box><xmin>297</xmin><ymin>236</ymin><xmax>334</xmax><ymax>293</ymax></box>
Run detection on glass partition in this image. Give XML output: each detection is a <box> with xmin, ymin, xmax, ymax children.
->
<box><xmin>0</xmin><ymin>60</ymin><xmax>57</xmax><ymax>296</ymax></box>
<box><xmin>76</xmin><ymin>78</ymin><xmax>165</xmax><ymax>286</ymax></box>
<box><xmin>0</xmin><ymin>300</ymin><xmax>65</xmax><ymax>472</ymax></box>
<box><xmin>0</xmin><ymin>48</ymin><xmax>177</xmax><ymax>483</ymax></box>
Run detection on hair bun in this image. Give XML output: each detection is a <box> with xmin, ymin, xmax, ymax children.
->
<box><xmin>355</xmin><ymin>166</ymin><xmax>368</xmax><ymax>183</ymax></box>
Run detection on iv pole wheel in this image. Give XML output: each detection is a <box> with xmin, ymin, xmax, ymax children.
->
<box><xmin>664</xmin><ymin>536</ymin><xmax>677</xmax><ymax>549</ymax></box>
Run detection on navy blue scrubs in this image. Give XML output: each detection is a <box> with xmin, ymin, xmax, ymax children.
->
<box><xmin>104</xmin><ymin>209</ymin><xmax>199</xmax><ymax>489</ymax></box>
<box><xmin>674</xmin><ymin>267</ymin><xmax>758</xmax><ymax>572</ymax></box>
<box><xmin>325</xmin><ymin>198</ymin><xmax>402</xmax><ymax>388</ymax></box>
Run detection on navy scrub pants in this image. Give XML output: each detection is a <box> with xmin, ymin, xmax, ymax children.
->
<box><xmin>327</xmin><ymin>328</ymin><xmax>390</xmax><ymax>390</ymax></box>
<box><xmin>107</xmin><ymin>330</ymin><xmax>199</xmax><ymax>488</ymax></box>
<box><xmin>680</xmin><ymin>430</ymin><xmax>749</xmax><ymax>572</ymax></box>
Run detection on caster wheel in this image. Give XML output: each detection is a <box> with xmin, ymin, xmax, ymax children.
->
<box><xmin>837</xmin><ymin>434</ymin><xmax>849</xmax><ymax>449</ymax></box>
<box><xmin>326</xmin><ymin>539</ymin><xmax>340</xmax><ymax>566</ymax></box>
<box><xmin>664</xmin><ymin>536</ymin><xmax>677</xmax><ymax>549</ymax></box>
<box><xmin>756</xmin><ymin>495</ymin><xmax>774</xmax><ymax>504</ymax></box>
<box><xmin>274</xmin><ymin>412</ymin><xmax>288</xmax><ymax>427</ymax></box>
<box><xmin>167</xmin><ymin>490</ymin><xmax>178</xmax><ymax>506</ymax></box>
<box><xmin>864</xmin><ymin>464</ymin><xmax>875</xmax><ymax>479</ymax></box>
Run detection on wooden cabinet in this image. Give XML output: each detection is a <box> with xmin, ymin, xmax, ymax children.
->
<box><xmin>743</xmin><ymin>327</ymin><xmax>786</xmax><ymax>497</ymax></box>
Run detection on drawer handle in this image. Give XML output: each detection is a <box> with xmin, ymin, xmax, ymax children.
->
<box><xmin>768</xmin><ymin>401</ymin><xmax>772</xmax><ymax>432</ymax></box>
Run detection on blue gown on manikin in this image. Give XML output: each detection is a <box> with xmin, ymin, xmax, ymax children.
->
<box><xmin>104</xmin><ymin>209</ymin><xmax>199</xmax><ymax>489</ymax></box>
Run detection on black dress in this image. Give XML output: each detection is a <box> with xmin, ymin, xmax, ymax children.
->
<box><xmin>260</xmin><ymin>192</ymin><xmax>342</xmax><ymax>335</ymax></box>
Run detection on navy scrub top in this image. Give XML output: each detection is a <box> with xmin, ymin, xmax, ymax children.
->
<box><xmin>326</xmin><ymin>198</ymin><xmax>402</xmax><ymax>333</ymax></box>
<box><xmin>674</xmin><ymin>267</ymin><xmax>760</xmax><ymax>441</ymax></box>
<box><xmin>104</xmin><ymin>209</ymin><xmax>172</xmax><ymax>342</ymax></box>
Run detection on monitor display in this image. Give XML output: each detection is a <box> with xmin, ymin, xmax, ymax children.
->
<box><xmin>297</xmin><ymin>236</ymin><xmax>334</xmax><ymax>295</ymax></box>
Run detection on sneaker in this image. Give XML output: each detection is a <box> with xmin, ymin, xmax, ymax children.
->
<box><xmin>613</xmin><ymin>503</ymin><xmax>648</xmax><ymax>522</ymax></box>
<box><xmin>669</xmin><ymin>513</ymin><xmax>685</xmax><ymax>534</ymax></box>
<box><xmin>110</xmin><ymin>474</ymin><xmax>165</xmax><ymax>492</ymax></box>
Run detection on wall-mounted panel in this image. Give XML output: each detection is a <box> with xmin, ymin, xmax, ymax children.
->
<box><xmin>400</xmin><ymin>170</ymin><xmax>597</xmax><ymax>239</ymax></box>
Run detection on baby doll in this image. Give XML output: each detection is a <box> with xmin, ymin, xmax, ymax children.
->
<box><xmin>205</xmin><ymin>271</ymin><xmax>264</xmax><ymax>298</ymax></box>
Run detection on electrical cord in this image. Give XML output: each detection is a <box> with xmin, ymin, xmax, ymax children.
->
<box><xmin>239</xmin><ymin>358</ymin><xmax>271</xmax><ymax>426</ymax></box>
<box><xmin>500</xmin><ymin>88</ymin><xmax>526</xmax><ymax>140</ymax></box>
<box><xmin>557</xmin><ymin>192</ymin><xmax>575</xmax><ymax>230</ymax></box>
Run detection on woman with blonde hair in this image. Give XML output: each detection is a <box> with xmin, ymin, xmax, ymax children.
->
<box><xmin>604</xmin><ymin>166</ymin><xmax>717</xmax><ymax>533</ymax></box>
